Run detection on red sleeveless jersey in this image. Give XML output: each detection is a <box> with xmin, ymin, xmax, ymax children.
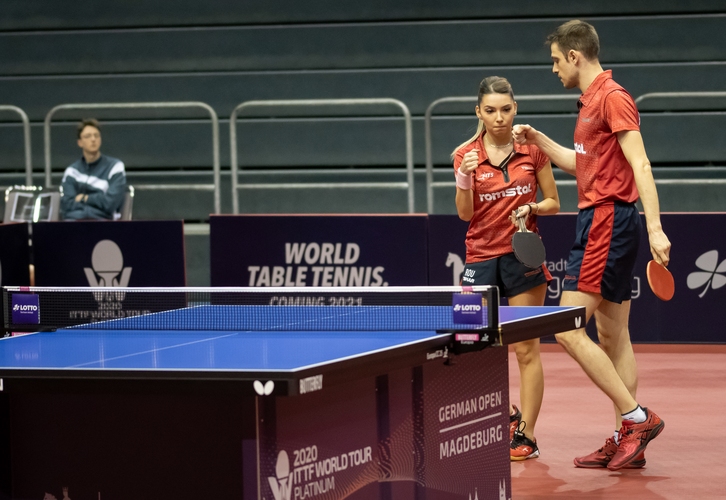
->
<box><xmin>574</xmin><ymin>70</ymin><xmax>640</xmax><ymax>208</ymax></box>
<box><xmin>453</xmin><ymin>133</ymin><xmax>549</xmax><ymax>263</ymax></box>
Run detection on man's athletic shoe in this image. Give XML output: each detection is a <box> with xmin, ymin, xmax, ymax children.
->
<box><xmin>509</xmin><ymin>405</ymin><xmax>522</xmax><ymax>441</ymax></box>
<box><xmin>573</xmin><ymin>437</ymin><xmax>646</xmax><ymax>469</ymax></box>
<box><xmin>511</xmin><ymin>421</ymin><xmax>539</xmax><ymax>461</ymax></box>
<box><xmin>607</xmin><ymin>408</ymin><xmax>664</xmax><ymax>471</ymax></box>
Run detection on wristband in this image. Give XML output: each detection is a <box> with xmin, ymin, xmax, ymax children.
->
<box><xmin>528</xmin><ymin>202</ymin><xmax>538</xmax><ymax>215</ymax></box>
<box><xmin>456</xmin><ymin>169</ymin><xmax>473</xmax><ymax>190</ymax></box>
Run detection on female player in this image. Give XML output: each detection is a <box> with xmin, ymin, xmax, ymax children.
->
<box><xmin>452</xmin><ymin>76</ymin><xmax>560</xmax><ymax>460</ymax></box>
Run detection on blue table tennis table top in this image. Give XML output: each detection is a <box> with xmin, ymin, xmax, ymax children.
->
<box><xmin>0</xmin><ymin>305</ymin><xmax>580</xmax><ymax>374</ymax></box>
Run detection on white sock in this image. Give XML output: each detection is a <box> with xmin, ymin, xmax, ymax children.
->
<box><xmin>621</xmin><ymin>405</ymin><xmax>647</xmax><ymax>424</ymax></box>
<box><xmin>613</xmin><ymin>430</ymin><xmax>620</xmax><ymax>445</ymax></box>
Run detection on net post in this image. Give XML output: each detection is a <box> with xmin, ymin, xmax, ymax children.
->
<box><xmin>486</xmin><ymin>286</ymin><xmax>499</xmax><ymax>330</ymax></box>
<box><xmin>1</xmin><ymin>288</ymin><xmax>7</xmax><ymax>337</ymax></box>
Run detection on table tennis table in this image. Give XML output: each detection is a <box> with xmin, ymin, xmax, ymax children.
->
<box><xmin>0</xmin><ymin>286</ymin><xmax>584</xmax><ymax>500</ymax></box>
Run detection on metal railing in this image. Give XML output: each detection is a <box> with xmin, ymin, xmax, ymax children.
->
<box><xmin>636</xmin><ymin>91</ymin><xmax>726</xmax><ymax>188</ymax></box>
<box><xmin>0</xmin><ymin>105</ymin><xmax>33</xmax><ymax>186</ymax></box>
<box><xmin>635</xmin><ymin>91</ymin><xmax>726</xmax><ymax>105</ymax></box>
<box><xmin>425</xmin><ymin>91</ymin><xmax>726</xmax><ymax>213</ymax></box>
<box><xmin>44</xmin><ymin>102</ymin><xmax>221</xmax><ymax>214</ymax></box>
<box><xmin>424</xmin><ymin>94</ymin><xmax>579</xmax><ymax>213</ymax></box>
<box><xmin>230</xmin><ymin>98</ymin><xmax>414</xmax><ymax>214</ymax></box>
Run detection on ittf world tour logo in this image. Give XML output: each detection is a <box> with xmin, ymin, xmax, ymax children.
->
<box><xmin>269</xmin><ymin>451</ymin><xmax>294</xmax><ymax>500</ymax></box>
<box><xmin>68</xmin><ymin>240</ymin><xmax>149</xmax><ymax>321</ymax></box>
<box><xmin>85</xmin><ymin>240</ymin><xmax>132</xmax><ymax>287</ymax></box>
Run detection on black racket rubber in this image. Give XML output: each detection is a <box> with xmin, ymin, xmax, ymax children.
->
<box><xmin>512</xmin><ymin>214</ymin><xmax>546</xmax><ymax>268</ymax></box>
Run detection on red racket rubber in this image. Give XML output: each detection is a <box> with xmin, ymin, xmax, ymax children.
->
<box><xmin>646</xmin><ymin>260</ymin><xmax>675</xmax><ymax>301</ymax></box>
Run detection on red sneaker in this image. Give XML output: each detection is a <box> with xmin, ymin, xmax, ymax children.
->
<box><xmin>607</xmin><ymin>408</ymin><xmax>664</xmax><ymax>471</ymax></box>
<box><xmin>511</xmin><ymin>422</ymin><xmax>539</xmax><ymax>461</ymax></box>
<box><xmin>509</xmin><ymin>405</ymin><xmax>522</xmax><ymax>442</ymax></box>
<box><xmin>574</xmin><ymin>437</ymin><xmax>646</xmax><ymax>469</ymax></box>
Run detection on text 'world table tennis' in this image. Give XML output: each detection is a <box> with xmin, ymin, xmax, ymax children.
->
<box><xmin>0</xmin><ymin>286</ymin><xmax>584</xmax><ymax>500</ymax></box>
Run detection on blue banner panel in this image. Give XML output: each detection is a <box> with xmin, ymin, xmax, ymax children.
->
<box><xmin>427</xmin><ymin>215</ymin><xmax>470</xmax><ymax>286</ymax></box>
<box><xmin>419</xmin><ymin>347</ymin><xmax>511</xmax><ymax>499</ymax></box>
<box><xmin>538</xmin><ymin>213</ymin><xmax>726</xmax><ymax>343</ymax></box>
<box><xmin>0</xmin><ymin>222</ymin><xmax>31</xmax><ymax>287</ymax></box>
<box><xmin>32</xmin><ymin>221</ymin><xmax>186</xmax><ymax>287</ymax></box>
<box><xmin>210</xmin><ymin>215</ymin><xmax>429</xmax><ymax>287</ymax></box>
<box><xmin>427</xmin><ymin>213</ymin><xmax>726</xmax><ymax>343</ymax></box>
<box><xmin>628</xmin><ymin>213</ymin><xmax>726</xmax><ymax>343</ymax></box>
<box><xmin>256</xmin><ymin>348</ymin><xmax>510</xmax><ymax>500</ymax></box>
<box><xmin>259</xmin><ymin>377</ymin><xmax>382</xmax><ymax>500</ymax></box>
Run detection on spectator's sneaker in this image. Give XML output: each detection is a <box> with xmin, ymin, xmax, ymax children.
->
<box><xmin>510</xmin><ymin>421</ymin><xmax>539</xmax><ymax>461</ymax></box>
<box><xmin>509</xmin><ymin>405</ymin><xmax>522</xmax><ymax>442</ymax></box>
<box><xmin>574</xmin><ymin>437</ymin><xmax>646</xmax><ymax>469</ymax></box>
<box><xmin>608</xmin><ymin>408</ymin><xmax>664</xmax><ymax>471</ymax></box>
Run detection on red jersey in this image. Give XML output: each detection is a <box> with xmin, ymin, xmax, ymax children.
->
<box><xmin>574</xmin><ymin>70</ymin><xmax>640</xmax><ymax>208</ymax></box>
<box><xmin>453</xmin><ymin>133</ymin><xmax>549</xmax><ymax>263</ymax></box>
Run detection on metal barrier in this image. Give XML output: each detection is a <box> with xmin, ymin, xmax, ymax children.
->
<box><xmin>425</xmin><ymin>91</ymin><xmax>726</xmax><ymax>214</ymax></box>
<box><xmin>635</xmin><ymin>91</ymin><xmax>726</xmax><ymax>105</ymax></box>
<box><xmin>636</xmin><ymin>92</ymin><xmax>726</xmax><ymax>188</ymax></box>
<box><xmin>424</xmin><ymin>94</ymin><xmax>579</xmax><ymax>213</ymax></box>
<box><xmin>0</xmin><ymin>105</ymin><xmax>33</xmax><ymax>186</ymax></box>
<box><xmin>230</xmin><ymin>98</ymin><xmax>414</xmax><ymax>214</ymax></box>
<box><xmin>44</xmin><ymin>102</ymin><xmax>221</xmax><ymax>214</ymax></box>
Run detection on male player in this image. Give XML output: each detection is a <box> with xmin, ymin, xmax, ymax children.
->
<box><xmin>512</xmin><ymin>20</ymin><xmax>671</xmax><ymax>470</ymax></box>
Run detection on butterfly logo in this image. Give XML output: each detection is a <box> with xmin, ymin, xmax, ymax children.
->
<box><xmin>687</xmin><ymin>250</ymin><xmax>726</xmax><ymax>298</ymax></box>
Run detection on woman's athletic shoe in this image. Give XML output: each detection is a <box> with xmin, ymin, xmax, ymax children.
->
<box><xmin>511</xmin><ymin>421</ymin><xmax>539</xmax><ymax>461</ymax></box>
<box><xmin>509</xmin><ymin>405</ymin><xmax>522</xmax><ymax>441</ymax></box>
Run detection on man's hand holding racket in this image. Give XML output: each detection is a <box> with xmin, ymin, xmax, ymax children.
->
<box><xmin>646</xmin><ymin>228</ymin><xmax>674</xmax><ymax>301</ymax></box>
<box><xmin>648</xmin><ymin>229</ymin><xmax>671</xmax><ymax>268</ymax></box>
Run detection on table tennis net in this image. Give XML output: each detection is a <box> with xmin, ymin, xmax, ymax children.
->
<box><xmin>2</xmin><ymin>286</ymin><xmax>499</xmax><ymax>332</ymax></box>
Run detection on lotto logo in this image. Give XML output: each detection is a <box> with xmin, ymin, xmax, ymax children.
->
<box><xmin>453</xmin><ymin>304</ymin><xmax>481</xmax><ymax>312</ymax></box>
<box><xmin>11</xmin><ymin>294</ymin><xmax>40</xmax><ymax>324</ymax></box>
<box><xmin>12</xmin><ymin>304</ymin><xmax>38</xmax><ymax>312</ymax></box>
<box><xmin>452</xmin><ymin>293</ymin><xmax>484</xmax><ymax>324</ymax></box>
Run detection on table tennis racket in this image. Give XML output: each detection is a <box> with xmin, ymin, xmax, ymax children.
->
<box><xmin>646</xmin><ymin>260</ymin><xmax>674</xmax><ymax>301</ymax></box>
<box><xmin>511</xmin><ymin>211</ymin><xmax>546</xmax><ymax>269</ymax></box>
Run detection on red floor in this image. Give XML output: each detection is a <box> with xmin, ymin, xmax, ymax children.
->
<box><xmin>509</xmin><ymin>344</ymin><xmax>726</xmax><ymax>499</ymax></box>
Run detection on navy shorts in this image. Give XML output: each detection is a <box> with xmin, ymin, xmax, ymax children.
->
<box><xmin>562</xmin><ymin>202</ymin><xmax>641</xmax><ymax>303</ymax></box>
<box><xmin>461</xmin><ymin>253</ymin><xmax>551</xmax><ymax>298</ymax></box>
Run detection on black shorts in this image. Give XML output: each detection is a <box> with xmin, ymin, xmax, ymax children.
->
<box><xmin>461</xmin><ymin>253</ymin><xmax>551</xmax><ymax>298</ymax></box>
<box><xmin>562</xmin><ymin>202</ymin><xmax>641</xmax><ymax>303</ymax></box>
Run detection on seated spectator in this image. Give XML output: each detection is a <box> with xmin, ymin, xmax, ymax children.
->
<box><xmin>61</xmin><ymin>118</ymin><xmax>127</xmax><ymax>220</ymax></box>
